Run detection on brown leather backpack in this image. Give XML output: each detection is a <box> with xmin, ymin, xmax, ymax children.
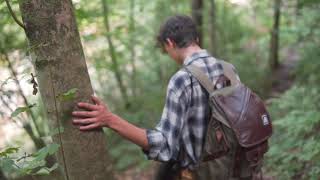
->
<box><xmin>184</xmin><ymin>60</ymin><xmax>272</xmax><ymax>178</ymax></box>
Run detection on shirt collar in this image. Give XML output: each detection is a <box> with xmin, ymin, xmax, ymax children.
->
<box><xmin>183</xmin><ymin>49</ymin><xmax>211</xmax><ymax>66</ymax></box>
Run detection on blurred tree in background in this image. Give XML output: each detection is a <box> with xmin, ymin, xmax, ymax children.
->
<box><xmin>0</xmin><ymin>0</ymin><xmax>319</xmax><ymax>179</ymax></box>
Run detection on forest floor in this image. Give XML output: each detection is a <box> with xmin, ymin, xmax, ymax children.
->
<box><xmin>116</xmin><ymin>47</ymin><xmax>300</xmax><ymax>180</ymax></box>
<box><xmin>268</xmin><ymin>47</ymin><xmax>300</xmax><ymax>99</ymax></box>
<box><xmin>263</xmin><ymin>47</ymin><xmax>300</xmax><ymax>180</ymax></box>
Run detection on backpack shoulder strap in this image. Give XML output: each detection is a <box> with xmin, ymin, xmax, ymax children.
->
<box><xmin>184</xmin><ymin>65</ymin><xmax>215</xmax><ymax>94</ymax></box>
<box><xmin>218</xmin><ymin>60</ymin><xmax>240</xmax><ymax>85</ymax></box>
<box><xmin>184</xmin><ymin>64</ymin><xmax>232</xmax><ymax>129</ymax></box>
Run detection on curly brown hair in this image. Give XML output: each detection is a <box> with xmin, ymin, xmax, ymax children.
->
<box><xmin>156</xmin><ymin>15</ymin><xmax>200</xmax><ymax>51</ymax></box>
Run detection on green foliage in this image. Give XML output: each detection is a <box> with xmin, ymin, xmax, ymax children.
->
<box><xmin>1</xmin><ymin>0</ymin><xmax>319</xmax><ymax>177</ymax></box>
<box><xmin>202</xmin><ymin>0</ymin><xmax>271</xmax><ymax>96</ymax></box>
<box><xmin>0</xmin><ymin>144</ymin><xmax>60</xmax><ymax>176</ymax></box>
<box><xmin>57</xmin><ymin>88</ymin><xmax>78</xmax><ymax>101</ymax></box>
<box><xmin>0</xmin><ymin>147</ymin><xmax>19</xmax><ymax>158</ymax></box>
<box><xmin>267</xmin><ymin>85</ymin><xmax>320</xmax><ymax>179</ymax></box>
<box><xmin>265</xmin><ymin>5</ymin><xmax>320</xmax><ymax>178</ymax></box>
<box><xmin>0</xmin><ymin>0</ymin><xmax>26</xmax><ymax>51</ymax></box>
<box><xmin>11</xmin><ymin>103</ymin><xmax>36</xmax><ymax>118</ymax></box>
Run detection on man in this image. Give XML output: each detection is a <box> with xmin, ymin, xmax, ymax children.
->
<box><xmin>72</xmin><ymin>15</ymin><xmax>249</xmax><ymax>179</ymax></box>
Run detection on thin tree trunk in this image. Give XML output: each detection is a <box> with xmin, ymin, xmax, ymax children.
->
<box><xmin>129</xmin><ymin>0</ymin><xmax>137</xmax><ymax>97</ymax></box>
<box><xmin>101</xmin><ymin>0</ymin><xmax>130</xmax><ymax>108</ymax></box>
<box><xmin>209</xmin><ymin>0</ymin><xmax>217</xmax><ymax>56</ymax></box>
<box><xmin>296</xmin><ymin>0</ymin><xmax>302</xmax><ymax>17</ymax></box>
<box><xmin>4</xmin><ymin>53</ymin><xmax>41</xmax><ymax>137</ymax></box>
<box><xmin>2</xmin><ymin>52</ymin><xmax>58</xmax><ymax>168</ymax></box>
<box><xmin>191</xmin><ymin>0</ymin><xmax>203</xmax><ymax>46</ymax></box>
<box><xmin>19</xmin><ymin>0</ymin><xmax>114</xmax><ymax>179</ymax></box>
<box><xmin>269</xmin><ymin>0</ymin><xmax>281</xmax><ymax>70</ymax></box>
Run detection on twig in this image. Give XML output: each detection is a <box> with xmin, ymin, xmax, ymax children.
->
<box><xmin>16</xmin><ymin>153</ymin><xmax>32</xmax><ymax>162</ymax></box>
<box><xmin>12</xmin><ymin>162</ymin><xmax>21</xmax><ymax>169</ymax></box>
<box><xmin>4</xmin><ymin>0</ymin><xmax>26</xmax><ymax>30</ymax></box>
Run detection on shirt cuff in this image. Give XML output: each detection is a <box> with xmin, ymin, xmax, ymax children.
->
<box><xmin>142</xmin><ymin>129</ymin><xmax>165</xmax><ymax>160</ymax></box>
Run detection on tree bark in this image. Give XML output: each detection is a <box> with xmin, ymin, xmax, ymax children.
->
<box><xmin>269</xmin><ymin>0</ymin><xmax>281</xmax><ymax>70</ymax></box>
<box><xmin>191</xmin><ymin>0</ymin><xmax>203</xmax><ymax>46</ymax></box>
<box><xmin>19</xmin><ymin>0</ymin><xmax>114</xmax><ymax>179</ymax></box>
<box><xmin>101</xmin><ymin>0</ymin><xmax>130</xmax><ymax>109</ymax></box>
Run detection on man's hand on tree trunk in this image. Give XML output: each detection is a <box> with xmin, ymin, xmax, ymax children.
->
<box><xmin>72</xmin><ymin>95</ymin><xmax>115</xmax><ymax>130</ymax></box>
<box><xmin>72</xmin><ymin>95</ymin><xmax>149</xmax><ymax>150</ymax></box>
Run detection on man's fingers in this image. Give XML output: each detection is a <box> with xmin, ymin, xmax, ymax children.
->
<box><xmin>77</xmin><ymin>102</ymin><xmax>99</xmax><ymax>110</ymax></box>
<box><xmin>91</xmin><ymin>95</ymin><xmax>101</xmax><ymax>105</ymax></box>
<box><xmin>79</xmin><ymin>123</ymin><xmax>100</xmax><ymax>131</ymax></box>
<box><xmin>72</xmin><ymin>111</ymin><xmax>96</xmax><ymax>117</ymax></box>
<box><xmin>73</xmin><ymin>118</ymin><xmax>96</xmax><ymax>125</ymax></box>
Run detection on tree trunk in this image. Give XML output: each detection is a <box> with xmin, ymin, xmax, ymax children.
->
<box><xmin>191</xmin><ymin>0</ymin><xmax>203</xmax><ymax>46</ymax></box>
<box><xmin>101</xmin><ymin>0</ymin><xmax>130</xmax><ymax>109</ymax></box>
<box><xmin>1</xmin><ymin>51</ymin><xmax>57</xmax><ymax>168</ymax></box>
<box><xmin>208</xmin><ymin>0</ymin><xmax>217</xmax><ymax>56</ymax></box>
<box><xmin>269</xmin><ymin>0</ymin><xmax>281</xmax><ymax>70</ymax></box>
<box><xmin>129</xmin><ymin>0</ymin><xmax>137</xmax><ymax>97</ymax></box>
<box><xmin>296</xmin><ymin>0</ymin><xmax>302</xmax><ymax>17</ymax></box>
<box><xmin>4</xmin><ymin>54</ymin><xmax>43</xmax><ymax>148</ymax></box>
<box><xmin>19</xmin><ymin>0</ymin><xmax>114</xmax><ymax>179</ymax></box>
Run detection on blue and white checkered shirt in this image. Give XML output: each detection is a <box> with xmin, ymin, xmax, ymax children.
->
<box><xmin>144</xmin><ymin>49</ymin><xmax>238</xmax><ymax>169</ymax></box>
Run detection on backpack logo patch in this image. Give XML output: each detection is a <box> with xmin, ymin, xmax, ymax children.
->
<box><xmin>262</xmin><ymin>114</ymin><xmax>269</xmax><ymax>126</ymax></box>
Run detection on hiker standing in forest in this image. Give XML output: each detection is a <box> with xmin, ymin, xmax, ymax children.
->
<box><xmin>72</xmin><ymin>15</ymin><xmax>271</xmax><ymax>180</ymax></box>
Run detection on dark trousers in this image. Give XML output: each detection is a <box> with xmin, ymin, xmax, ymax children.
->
<box><xmin>155</xmin><ymin>162</ymin><xmax>195</xmax><ymax>180</ymax></box>
<box><xmin>155</xmin><ymin>162</ymin><xmax>180</xmax><ymax>180</ymax></box>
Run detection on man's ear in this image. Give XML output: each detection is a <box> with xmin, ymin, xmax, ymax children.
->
<box><xmin>196</xmin><ymin>37</ymin><xmax>200</xmax><ymax>44</ymax></box>
<box><xmin>166</xmin><ymin>38</ymin><xmax>175</xmax><ymax>48</ymax></box>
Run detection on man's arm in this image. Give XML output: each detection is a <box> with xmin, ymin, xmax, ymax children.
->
<box><xmin>72</xmin><ymin>95</ymin><xmax>149</xmax><ymax>150</ymax></box>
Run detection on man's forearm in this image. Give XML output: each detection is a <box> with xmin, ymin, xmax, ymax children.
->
<box><xmin>108</xmin><ymin>114</ymin><xmax>149</xmax><ymax>151</ymax></box>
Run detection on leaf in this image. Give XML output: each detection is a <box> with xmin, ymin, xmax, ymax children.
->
<box><xmin>47</xmin><ymin>163</ymin><xmax>59</xmax><ymax>172</ymax></box>
<box><xmin>47</xmin><ymin>144</ymin><xmax>60</xmax><ymax>155</ymax></box>
<box><xmin>57</xmin><ymin>88</ymin><xmax>78</xmax><ymax>101</ymax></box>
<box><xmin>27</xmin><ymin>160</ymin><xmax>46</xmax><ymax>170</ymax></box>
<box><xmin>34</xmin><ymin>167</ymin><xmax>50</xmax><ymax>175</ymax></box>
<box><xmin>0</xmin><ymin>147</ymin><xmax>19</xmax><ymax>157</ymax></box>
<box><xmin>32</xmin><ymin>147</ymin><xmax>49</xmax><ymax>161</ymax></box>
<box><xmin>32</xmin><ymin>143</ymin><xmax>60</xmax><ymax>161</ymax></box>
<box><xmin>21</xmin><ymin>159</ymin><xmax>46</xmax><ymax>174</ymax></box>
<box><xmin>11</xmin><ymin>104</ymin><xmax>36</xmax><ymax>118</ymax></box>
<box><xmin>21</xmin><ymin>144</ymin><xmax>60</xmax><ymax>175</ymax></box>
<box><xmin>0</xmin><ymin>158</ymin><xmax>16</xmax><ymax>173</ymax></box>
<box><xmin>34</xmin><ymin>163</ymin><xmax>58</xmax><ymax>175</ymax></box>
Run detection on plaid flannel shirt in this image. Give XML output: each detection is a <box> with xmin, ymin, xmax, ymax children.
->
<box><xmin>144</xmin><ymin>49</ymin><xmax>239</xmax><ymax>169</ymax></box>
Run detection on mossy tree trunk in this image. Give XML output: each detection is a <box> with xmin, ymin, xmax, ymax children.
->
<box><xmin>19</xmin><ymin>0</ymin><xmax>114</xmax><ymax>179</ymax></box>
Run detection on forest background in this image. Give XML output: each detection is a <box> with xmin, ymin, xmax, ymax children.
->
<box><xmin>0</xmin><ymin>0</ymin><xmax>319</xmax><ymax>179</ymax></box>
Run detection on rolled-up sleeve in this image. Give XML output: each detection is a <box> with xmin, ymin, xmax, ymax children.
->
<box><xmin>143</xmin><ymin>85</ymin><xmax>188</xmax><ymax>162</ymax></box>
